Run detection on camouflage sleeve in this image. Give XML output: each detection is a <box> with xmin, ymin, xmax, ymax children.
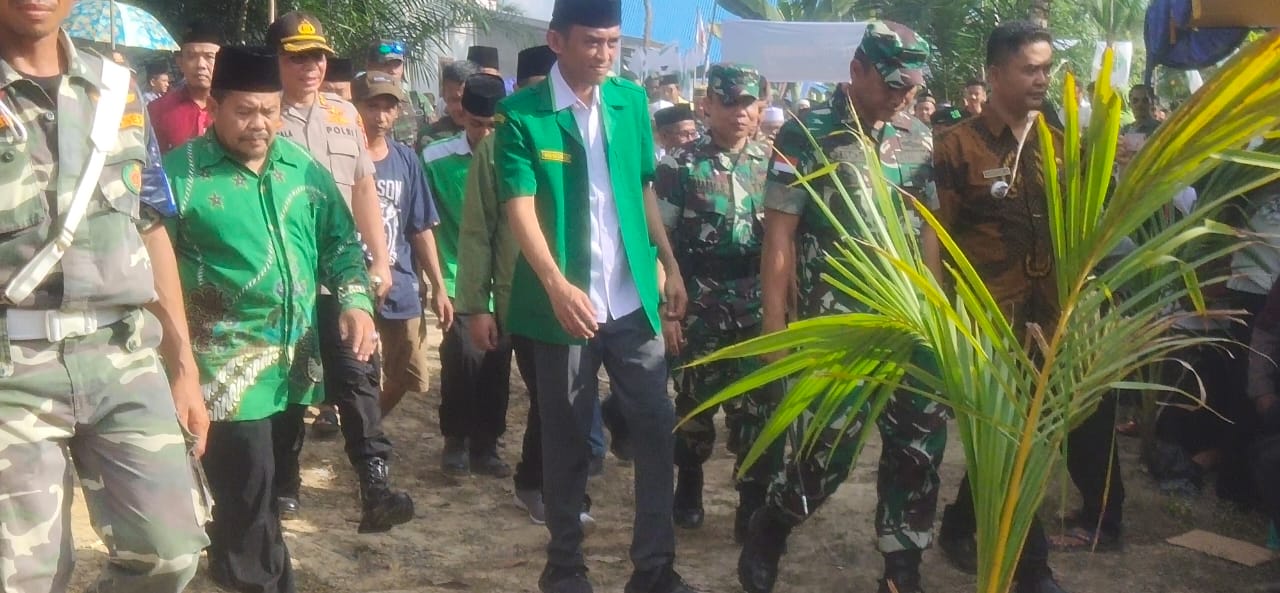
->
<box><xmin>653</xmin><ymin>151</ymin><xmax>684</xmax><ymax>231</ymax></box>
<box><xmin>763</xmin><ymin>119</ymin><xmax>811</xmax><ymax>216</ymax></box>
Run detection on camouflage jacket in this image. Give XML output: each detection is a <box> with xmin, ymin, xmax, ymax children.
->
<box><xmin>656</xmin><ymin>133</ymin><xmax>770</xmax><ymax>333</ymax></box>
<box><xmin>0</xmin><ymin>31</ymin><xmax>161</xmax><ymax>311</ymax></box>
<box><xmin>765</xmin><ymin>99</ymin><xmax>936</xmax><ymax>318</ymax></box>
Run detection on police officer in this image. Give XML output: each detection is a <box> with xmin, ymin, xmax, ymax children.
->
<box><xmin>266</xmin><ymin>10</ymin><xmax>413</xmax><ymax>531</ymax></box>
<box><xmin>0</xmin><ymin>2</ymin><xmax>210</xmax><ymax>592</ymax></box>
<box><xmin>741</xmin><ymin>21</ymin><xmax>950</xmax><ymax>593</ymax></box>
<box><xmin>654</xmin><ymin>63</ymin><xmax>783</xmax><ymax>538</ymax></box>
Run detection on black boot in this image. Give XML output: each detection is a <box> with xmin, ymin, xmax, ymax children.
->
<box><xmin>938</xmin><ymin>504</ymin><xmax>978</xmax><ymax>575</ymax></box>
<box><xmin>878</xmin><ymin>550</ymin><xmax>924</xmax><ymax>593</ymax></box>
<box><xmin>734</xmin><ymin>484</ymin><xmax>767</xmax><ymax>545</ymax></box>
<box><xmin>673</xmin><ymin>466</ymin><xmax>705</xmax><ymax>529</ymax></box>
<box><xmin>358</xmin><ymin>458</ymin><xmax>415</xmax><ymax>533</ymax></box>
<box><xmin>442</xmin><ymin>436</ymin><xmax>469</xmax><ymax>474</ymax></box>
<box><xmin>737</xmin><ymin>507</ymin><xmax>792</xmax><ymax>593</ymax></box>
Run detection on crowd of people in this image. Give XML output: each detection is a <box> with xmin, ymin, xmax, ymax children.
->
<box><xmin>0</xmin><ymin>1</ymin><xmax>1276</xmax><ymax>593</ymax></box>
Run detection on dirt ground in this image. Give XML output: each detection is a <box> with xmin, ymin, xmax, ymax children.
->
<box><xmin>68</xmin><ymin>323</ymin><xmax>1280</xmax><ymax>593</ymax></box>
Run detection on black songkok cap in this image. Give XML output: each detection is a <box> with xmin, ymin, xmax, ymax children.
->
<box><xmin>145</xmin><ymin>61</ymin><xmax>169</xmax><ymax>78</ymax></box>
<box><xmin>551</xmin><ymin>0</ymin><xmax>622</xmax><ymax>29</ymax></box>
<box><xmin>461</xmin><ymin>73</ymin><xmax>507</xmax><ymax>117</ymax></box>
<box><xmin>659</xmin><ymin>73</ymin><xmax>680</xmax><ymax>86</ymax></box>
<box><xmin>180</xmin><ymin>21</ymin><xmax>222</xmax><ymax>46</ymax></box>
<box><xmin>653</xmin><ymin>104</ymin><xmax>694</xmax><ymax>127</ymax></box>
<box><xmin>467</xmin><ymin>46</ymin><xmax>501</xmax><ymax>71</ymax></box>
<box><xmin>212</xmin><ymin>46</ymin><xmax>281</xmax><ymax>93</ymax></box>
<box><xmin>516</xmin><ymin>45</ymin><xmax>557</xmax><ymax>84</ymax></box>
<box><xmin>325</xmin><ymin>57</ymin><xmax>356</xmax><ymax>83</ymax></box>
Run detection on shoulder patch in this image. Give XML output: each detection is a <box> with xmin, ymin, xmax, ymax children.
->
<box><xmin>120</xmin><ymin>112</ymin><xmax>145</xmax><ymax>130</ymax></box>
<box><xmin>122</xmin><ymin>161</ymin><xmax>143</xmax><ymax>193</ymax></box>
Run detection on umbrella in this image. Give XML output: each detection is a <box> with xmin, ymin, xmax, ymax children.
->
<box><xmin>65</xmin><ymin>0</ymin><xmax>180</xmax><ymax>52</ymax></box>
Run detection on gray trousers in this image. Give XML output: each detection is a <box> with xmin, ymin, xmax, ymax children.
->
<box><xmin>531</xmin><ymin>310</ymin><xmax>676</xmax><ymax>572</ymax></box>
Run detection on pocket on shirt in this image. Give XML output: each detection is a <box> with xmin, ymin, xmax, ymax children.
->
<box><xmin>326</xmin><ymin>137</ymin><xmax>361</xmax><ymax>187</ymax></box>
<box><xmin>0</xmin><ymin>139</ymin><xmax>48</xmax><ymax>235</ymax></box>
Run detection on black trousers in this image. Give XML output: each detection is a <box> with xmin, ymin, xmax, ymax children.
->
<box><xmin>945</xmin><ymin>475</ymin><xmax>1051</xmax><ymax>581</ymax></box>
<box><xmin>204</xmin><ymin>417</ymin><xmax>295</xmax><ymax>593</ymax></box>
<box><xmin>275</xmin><ymin>295</ymin><xmax>393</xmax><ymax>499</ymax></box>
<box><xmin>1066</xmin><ymin>395</ymin><xmax>1125</xmax><ymax>536</ymax></box>
<box><xmin>532</xmin><ymin>310</ymin><xmax>676</xmax><ymax>572</ymax></box>
<box><xmin>512</xmin><ymin>335</ymin><xmax>542</xmax><ymax>492</ymax></box>
<box><xmin>439</xmin><ymin>315</ymin><xmax>512</xmax><ymax>450</ymax></box>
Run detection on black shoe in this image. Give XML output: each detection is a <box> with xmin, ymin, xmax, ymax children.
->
<box><xmin>673</xmin><ymin>466</ymin><xmax>705</xmax><ymax>530</ymax></box>
<box><xmin>277</xmin><ymin>496</ymin><xmax>300</xmax><ymax>519</ymax></box>
<box><xmin>311</xmin><ymin>407</ymin><xmax>340</xmax><ymax>439</ymax></box>
<box><xmin>938</xmin><ymin>533</ymin><xmax>978</xmax><ymax>575</ymax></box>
<box><xmin>470</xmin><ymin>446</ymin><xmax>512</xmax><ymax>478</ymax></box>
<box><xmin>1014</xmin><ymin>574</ymin><xmax>1069</xmax><ymax>593</ymax></box>
<box><xmin>737</xmin><ymin>508</ymin><xmax>792</xmax><ymax>593</ymax></box>
<box><xmin>878</xmin><ymin>550</ymin><xmax>924</xmax><ymax>593</ymax></box>
<box><xmin>734</xmin><ymin>484</ymin><xmax>767</xmax><ymax>545</ymax></box>
<box><xmin>624</xmin><ymin>564</ymin><xmax>696</xmax><ymax>593</ymax></box>
<box><xmin>442</xmin><ymin>437</ymin><xmax>469</xmax><ymax>474</ymax></box>
<box><xmin>358</xmin><ymin>458</ymin><xmax>415</xmax><ymax>533</ymax></box>
<box><xmin>539</xmin><ymin>564</ymin><xmax>592</xmax><ymax>593</ymax></box>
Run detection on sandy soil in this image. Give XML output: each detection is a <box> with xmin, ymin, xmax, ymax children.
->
<box><xmin>67</xmin><ymin>324</ymin><xmax>1280</xmax><ymax>593</ymax></box>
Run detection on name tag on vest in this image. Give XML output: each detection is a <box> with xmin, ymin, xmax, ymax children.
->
<box><xmin>540</xmin><ymin>150</ymin><xmax>571</xmax><ymax>164</ymax></box>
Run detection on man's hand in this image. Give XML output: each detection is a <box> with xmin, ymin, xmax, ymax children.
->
<box><xmin>470</xmin><ymin>313</ymin><xmax>500</xmax><ymax>351</ymax></box>
<box><xmin>549</xmin><ymin>277</ymin><xmax>598</xmax><ymax>339</ymax></box>
<box><xmin>431</xmin><ymin>290</ymin><xmax>455</xmax><ymax>332</ymax></box>
<box><xmin>662</xmin><ymin>319</ymin><xmax>685</xmax><ymax>357</ymax></box>
<box><xmin>171</xmin><ymin>375</ymin><xmax>209</xmax><ymax>458</ymax></box>
<box><xmin>662</xmin><ymin>267</ymin><xmax>688</xmax><ymax>321</ymax></box>
<box><xmin>339</xmin><ymin>308</ymin><xmax>379</xmax><ymax>362</ymax></box>
<box><xmin>369</xmin><ymin>261</ymin><xmax>393</xmax><ymax>301</ymax></box>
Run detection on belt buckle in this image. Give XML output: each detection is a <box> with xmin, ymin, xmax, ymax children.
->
<box><xmin>45</xmin><ymin>310</ymin><xmax>96</xmax><ymax>341</ymax></box>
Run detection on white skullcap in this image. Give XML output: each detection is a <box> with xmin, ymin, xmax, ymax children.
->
<box><xmin>762</xmin><ymin>107</ymin><xmax>786</xmax><ymax>124</ymax></box>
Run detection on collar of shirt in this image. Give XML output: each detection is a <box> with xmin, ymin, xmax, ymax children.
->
<box><xmin>550</xmin><ymin>63</ymin><xmax>599</xmax><ymax>113</ymax></box>
<box><xmin>0</xmin><ymin>30</ymin><xmax>95</xmax><ymax>93</ymax></box>
<box><xmin>195</xmin><ymin>129</ymin><xmax>302</xmax><ymax>175</ymax></box>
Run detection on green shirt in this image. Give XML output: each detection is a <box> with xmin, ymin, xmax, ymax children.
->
<box><xmin>493</xmin><ymin>74</ymin><xmax>661</xmax><ymax>345</ymax></box>
<box><xmin>454</xmin><ymin>134</ymin><xmax>515</xmax><ymax>322</ymax></box>
<box><xmin>164</xmin><ymin>132</ymin><xmax>374</xmax><ymax>422</ymax></box>
<box><xmin>421</xmin><ymin>133</ymin><xmax>473</xmax><ymax>299</ymax></box>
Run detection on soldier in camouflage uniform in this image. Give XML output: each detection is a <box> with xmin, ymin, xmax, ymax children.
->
<box><xmin>0</xmin><ymin>3</ymin><xmax>211</xmax><ymax>592</ymax></box>
<box><xmin>365</xmin><ymin>39</ymin><xmax>431</xmax><ymax>149</ymax></box>
<box><xmin>654</xmin><ymin>63</ymin><xmax>784</xmax><ymax>539</ymax></box>
<box><xmin>738</xmin><ymin>22</ymin><xmax>949</xmax><ymax>593</ymax></box>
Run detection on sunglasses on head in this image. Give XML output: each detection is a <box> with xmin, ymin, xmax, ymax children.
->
<box><xmin>378</xmin><ymin>41</ymin><xmax>406</xmax><ymax>56</ymax></box>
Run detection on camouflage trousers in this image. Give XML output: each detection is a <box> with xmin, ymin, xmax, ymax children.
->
<box><xmin>768</xmin><ymin>380</ymin><xmax>950</xmax><ymax>554</ymax></box>
<box><xmin>0</xmin><ymin>309</ymin><xmax>210</xmax><ymax>593</ymax></box>
<box><xmin>673</xmin><ymin>325</ymin><xmax>784</xmax><ymax>487</ymax></box>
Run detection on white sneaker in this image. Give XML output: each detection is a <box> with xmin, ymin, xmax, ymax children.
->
<box><xmin>514</xmin><ymin>488</ymin><xmax>546</xmax><ymax>525</ymax></box>
<box><xmin>579</xmin><ymin>511</ymin><xmax>595</xmax><ymax>534</ymax></box>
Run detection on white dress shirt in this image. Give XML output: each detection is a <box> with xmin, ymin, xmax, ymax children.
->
<box><xmin>550</xmin><ymin>64</ymin><xmax>641</xmax><ymax>323</ymax></box>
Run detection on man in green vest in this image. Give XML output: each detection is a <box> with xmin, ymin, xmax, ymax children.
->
<box><xmin>494</xmin><ymin>0</ymin><xmax>691</xmax><ymax>591</ymax></box>
<box><xmin>422</xmin><ymin>73</ymin><xmax>514</xmax><ymax>477</ymax></box>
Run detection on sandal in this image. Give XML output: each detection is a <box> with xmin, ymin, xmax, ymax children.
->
<box><xmin>1049</xmin><ymin>526</ymin><xmax>1123</xmax><ymax>553</ymax></box>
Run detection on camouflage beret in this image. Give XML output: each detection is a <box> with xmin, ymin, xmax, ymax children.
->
<box><xmin>859</xmin><ymin>20</ymin><xmax>931</xmax><ymax>89</ymax></box>
<box><xmin>706</xmin><ymin>63</ymin><xmax>762</xmax><ymax>104</ymax></box>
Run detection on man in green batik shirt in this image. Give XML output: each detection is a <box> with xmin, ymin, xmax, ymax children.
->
<box><xmin>653</xmin><ymin>63</ymin><xmax>784</xmax><ymax>541</ymax></box>
<box><xmin>738</xmin><ymin>21</ymin><xmax>950</xmax><ymax>593</ymax></box>
<box><xmin>163</xmin><ymin>46</ymin><xmax>377</xmax><ymax>593</ymax></box>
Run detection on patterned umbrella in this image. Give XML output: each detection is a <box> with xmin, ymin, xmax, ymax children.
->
<box><xmin>65</xmin><ymin>0</ymin><xmax>180</xmax><ymax>51</ymax></box>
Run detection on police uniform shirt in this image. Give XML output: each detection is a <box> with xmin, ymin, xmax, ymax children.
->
<box><xmin>279</xmin><ymin>91</ymin><xmax>374</xmax><ymax>206</ymax></box>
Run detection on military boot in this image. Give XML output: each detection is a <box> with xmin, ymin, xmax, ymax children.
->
<box><xmin>737</xmin><ymin>507</ymin><xmax>792</xmax><ymax>593</ymax></box>
<box><xmin>358</xmin><ymin>458</ymin><xmax>415</xmax><ymax>533</ymax></box>
<box><xmin>673</xmin><ymin>466</ymin><xmax>705</xmax><ymax>529</ymax></box>
<box><xmin>734</xmin><ymin>483</ymin><xmax>767</xmax><ymax>545</ymax></box>
<box><xmin>878</xmin><ymin>550</ymin><xmax>924</xmax><ymax>593</ymax></box>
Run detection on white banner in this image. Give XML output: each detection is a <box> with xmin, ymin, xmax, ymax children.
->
<box><xmin>721</xmin><ymin>20</ymin><xmax>868</xmax><ymax>83</ymax></box>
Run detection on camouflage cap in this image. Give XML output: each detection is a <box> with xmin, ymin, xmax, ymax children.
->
<box><xmin>858</xmin><ymin>20</ymin><xmax>930</xmax><ymax>89</ymax></box>
<box><xmin>706</xmin><ymin>63</ymin><xmax>762</xmax><ymax>104</ymax></box>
